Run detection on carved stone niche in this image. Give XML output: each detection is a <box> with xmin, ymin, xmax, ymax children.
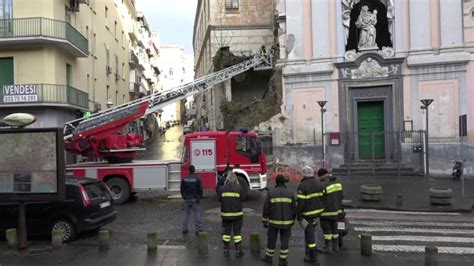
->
<box><xmin>336</xmin><ymin>53</ymin><xmax>403</xmax><ymax>80</ymax></box>
<box><xmin>342</xmin><ymin>0</ymin><xmax>394</xmax><ymax>59</ymax></box>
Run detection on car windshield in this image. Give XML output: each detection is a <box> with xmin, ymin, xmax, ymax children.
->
<box><xmin>83</xmin><ymin>182</ymin><xmax>107</xmax><ymax>199</ymax></box>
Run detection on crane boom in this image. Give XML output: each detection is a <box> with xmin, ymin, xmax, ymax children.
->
<box><xmin>64</xmin><ymin>55</ymin><xmax>272</xmax><ymax>162</ymax></box>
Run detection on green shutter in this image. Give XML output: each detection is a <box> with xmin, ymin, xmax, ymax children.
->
<box><xmin>0</xmin><ymin>57</ymin><xmax>14</xmax><ymax>102</ymax></box>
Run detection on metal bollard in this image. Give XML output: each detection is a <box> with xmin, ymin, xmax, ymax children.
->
<box><xmin>360</xmin><ymin>234</ymin><xmax>372</xmax><ymax>256</ymax></box>
<box><xmin>98</xmin><ymin>229</ymin><xmax>110</xmax><ymax>251</ymax></box>
<box><xmin>396</xmin><ymin>194</ymin><xmax>403</xmax><ymax>208</ymax></box>
<box><xmin>6</xmin><ymin>228</ymin><xmax>18</xmax><ymax>249</ymax></box>
<box><xmin>51</xmin><ymin>229</ymin><xmax>63</xmax><ymax>249</ymax></box>
<box><xmin>197</xmin><ymin>231</ymin><xmax>209</xmax><ymax>256</ymax></box>
<box><xmin>250</xmin><ymin>232</ymin><xmax>261</xmax><ymax>255</ymax></box>
<box><xmin>147</xmin><ymin>232</ymin><xmax>158</xmax><ymax>251</ymax></box>
<box><xmin>425</xmin><ymin>246</ymin><xmax>438</xmax><ymax>266</ymax></box>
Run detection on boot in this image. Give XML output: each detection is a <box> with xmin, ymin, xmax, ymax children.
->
<box><xmin>278</xmin><ymin>258</ymin><xmax>288</xmax><ymax>266</ymax></box>
<box><xmin>235</xmin><ymin>242</ymin><xmax>244</xmax><ymax>258</ymax></box>
<box><xmin>223</xmin><ymin>242</ymin><xmax>230</xmax><ymax>257</ymax></box>
<box><xmin>304</xmin><ymin>248</ymin><xmax>316</xmax><ymax>263</ymax></box>
<box><xmin>318</xmin><ymin>240</ymin><xmax>333</xmax><ymax>254</ymax></box>
<box><xmin>332</xmin><ymin>238</ymin><xmax>340</xmax><ymax>252</ymax></box>
<box><xmin>261</xmin><ymin>254</ymin><xmax>273</xmax><ymax>264</ymax></box>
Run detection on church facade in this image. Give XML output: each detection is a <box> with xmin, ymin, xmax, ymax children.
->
<box><xmin>272</xmin><ymin>0</ymin><xmax>474</xmax><ymax>175</ymax></box>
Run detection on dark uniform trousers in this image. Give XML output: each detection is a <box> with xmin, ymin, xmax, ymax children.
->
<box><xmin>266</xmin><ymin>227</ymin><xmax>291</xmax><ymax>259</ymax></box>
<box><xmin>320</xmin><ymin>217</ymin><xmax>338</xmax><ymax>241</ymax></box>
<box><xmin>222</xmin><ymin>218</ymin><xmax>243</xmax><ymax>244</ymax></box>
<box><xmin>303</xmin><ymin>218</ymin><xmax>319</xmax><ymax>251</ymax></box>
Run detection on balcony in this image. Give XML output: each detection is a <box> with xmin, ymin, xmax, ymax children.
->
<box><xmin>0</xmin><ymin>17</ymin><xmax>88</xmax><ymax>57</ymax></box>
<box><xmin>0</xmin><ymin>84</ymin><xmax>89</xmax><ymax>109</ymax></box>
<box><xmin>128</xmin><ymin>23</ymin><xmax>139</xmax><ymax>42</ymax></box>
<box><xmin>129</xmin><ymin>51</ymin><xmax>139</xmax><ymax>68</ymax></box>
<box><xmin>129</xmin><ymin>82</ymin><xmax>140</xmax><ymax>95</ymax></box>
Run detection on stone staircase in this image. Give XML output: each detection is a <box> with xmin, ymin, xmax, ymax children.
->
<box><xmin>332</xmin><ymin>160</ymin><xmax>422</xmax><ymax>176</ymax></box>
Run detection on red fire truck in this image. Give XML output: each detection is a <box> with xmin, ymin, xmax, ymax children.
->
<box><xmin>65</xmin><ymin>56</ymin><xmax>272</xmax><ymax>204</ymax></box>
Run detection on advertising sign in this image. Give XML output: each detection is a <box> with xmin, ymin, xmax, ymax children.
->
<box><xmin>190</xmin><ymin>139</ymin><xmax>216</xmax><ymax>171</ymax></box>
<box><xmin>0</xmin><ymin>128</ymin><xmax>65</xmax><ymax>202</ymax></box>
<box><xmin>3</xmin><ymin>84</ymin><xmax>39</xmax><ymax>103</ymax></box>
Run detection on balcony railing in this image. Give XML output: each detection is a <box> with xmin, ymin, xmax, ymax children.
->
<box><xmin>0</xmin><ymin>84</ymin><xmax>89</xmax><ymax>109</ymax></box>
<box><xmin>129</xmin><ymin>51</ymin><xmax>139</xmax><ymax>68</ymax></box>
<box><xmin>0</xmin><ymin>17</ymin><xmax>88</xmax><ymax>56</ymax></box>
<box><xmin>129</xmin><ymin>82</ymin><xmax>140</xmax><ymax>94</ymax></box>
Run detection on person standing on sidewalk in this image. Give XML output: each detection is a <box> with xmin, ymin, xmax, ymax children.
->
<box><xmin>180</xmin><ymin>165</ymin><xmax>203</xmax><ymax>235</ymax></box>
<box><xmin>217</xmin><ymin>172</ymin><xmax>244</xmax><ymax>258</ymax></box>
<box><xmin>297</xmin><ymin>166</ymin><xmax>326</xmax><ymax>265</ymax></box>
<box><xmin>318</xmin><ymin>168</ymin><xmax>344</xmax><ymax>253</ymax></box>
<box><xmin>261</xmin><ymin>175</ymin><xmax>296</xmax><ymax>266</ymax></box>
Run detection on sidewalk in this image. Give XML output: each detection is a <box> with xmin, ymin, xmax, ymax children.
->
<box><xmin>339</xmin><ymin>175</ymin><xmax>474</xmax><ymax>212</ymax></box>
<box><xmin>1</xmin><ymin>243</ymin><xmax>473</xmax><ymax>266</ymax></box>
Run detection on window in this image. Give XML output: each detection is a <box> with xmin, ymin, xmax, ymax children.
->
<box><xmin>106</xmin><ymin>47</ymin><xmax>110</xmax><ymax>67</ymax></box>
<box><xmin>105</xmin><ymin>6</ymin><xmax>108</xmax><ymax>17</ymax></box>
<box><xmin>225</xmin><ymin>0</ymin><xmax>239</xmax><ymax>10</ymax></box>
<box><xmin>65</xmin><ymin>6</ymin><xmax>71</xmax><ymax>23</ymax></box>
<box><xmin>121</xmin><ymin>30</ymin><xmax>125</xmax><ymax>48</ymax></box>
<box><xmin>115</xmin><ymin>54</ymin><xmax>118</xmax><ymax>74</ymax></box>
<box><xmin>114</xmin><ymin>21</ymin><xmax>117</xmax><ymax>39</ymax></box>
<box><xmin>169</xmin><ymin>68</ymin><xmax>173</xmax><ymax>75</ymax></box>
<box><xmin>0</xmin><ymin>0</ymin><xmax>13</xmax><ymax>20</ymax></box>
<box><xmin>459</xmin><ymin>115</ymin><xmax>467</xmax><ymax>137</ymax></box>
<box><xmin>92</xmin><ymin>33</ymin><xmax>97</xmax><ymax>56</ymax></box>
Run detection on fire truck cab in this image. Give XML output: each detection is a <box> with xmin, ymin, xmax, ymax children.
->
<box><xmin>181</xmin><ymin>130</ymin><xmax>268</xmax><ymax>200</ymax></box>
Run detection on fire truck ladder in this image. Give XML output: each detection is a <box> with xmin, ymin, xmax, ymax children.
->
<box><xmin>64</xmin><ymin>55</ymin><xmax>273</xmax><ymax>140</ymax></box>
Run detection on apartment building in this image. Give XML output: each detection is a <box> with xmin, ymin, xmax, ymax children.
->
<box><xmin>192</xmin><ymin>0</ymin><xmax>275</xmax><ymax>130</ymax></box>
<box><xmin>0</xmin><ymin>0</ymin><xmax>160</xmax><ymax>133</ymax></box>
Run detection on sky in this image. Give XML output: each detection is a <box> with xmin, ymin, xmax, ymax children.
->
<box><xmin>136</xmin><ymin>0</ymin><xmax>198</xmax><ymax>55</ymax></box>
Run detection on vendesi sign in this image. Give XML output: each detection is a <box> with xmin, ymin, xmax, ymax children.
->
<box><xmin>3</xmin><ymin>84</ymin><xmax>39</xmax><ymax>103</ymax></box>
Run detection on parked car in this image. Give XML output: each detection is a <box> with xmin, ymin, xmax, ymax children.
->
<box><xmin>0</xmin><ymin>177</ymin><xmax>116</xmax><ymax>242</ymax></box>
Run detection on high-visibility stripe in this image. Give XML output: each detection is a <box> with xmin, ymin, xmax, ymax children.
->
<box><xmin>234</xmin><ymin>235</ymin><xmax>242</xmax><ymax>242</ymax></box>
<box><xmin>266</xmin><ymin>251</ymin><xmax>274</xmax><ymax>256</ymax></box>
<box><xmin>303</xmin><ymin>208</ymin><xmax>324</xmax><ymax>216</ymax></box>
<box><xmin>326</xmin><ymin>183</ymin><xmax>342</xmax><ymax>194</ymax></box>
<box><xmin>280</xmin><ymin>254</ymin><xmax>288</xmax><ymax>259</ymax></box>
<box><xmin>332</xmin><ymin>234</ymin><xmax>339</xmax><ymax>239</ymax></box>
<box><xmin>262</xmin><ymin>217</ymin><xmax>269</xmax><ymax>222</ymax></box>
<box><xmin>321</xmin><ymin>211</ymin><xmax>339</xmax><ymax>217</ymax></box>
<box><xmin>221</xmin><ymin>211</ymin><xmax>243</xmax><ymax>217</ymax></box>
<box><xmin>269</xmin><ymin>220</ymin><xmax>294</xmax><ymax>225</ymax></box>
<box><xmin>297</xmin><ymin>192</ymin><xmax>323</xmax><ymax>199</ymax></box>
<box><xmin>223</xmin><ymin>235</ymin><xmax>231</xmax><ymax>242</ymax></box>
<box><xmin>266</xmin><ymin>248</ymin><xmax>275</xmax><ymax>253</ymax></box>
<box><xmin>271</xmin><ymin>197</ymin><xmax>292</xmax><ymax>203</ymax></box>
<box><xmin>323</xmin><ymin>234</ymin><xmax>332</xmax><ymax>240</ymax></box>
<box><xmin>308</xmin><ymin>243</ymin><xmax>316</xmax><ymax>248</ymax></box>
<box><xmin>222</xmin><ymin>192</ymin><xmax>240</xmax><ymax>197</ymax></box>
<box><xmin>280</xmin><ymin>249</ymin><xmax>289</xmax><ymax>254</ymax></box>
<box><xmin>266</xmin><ymin>248</ymin><xmax>275</xmax><ymax>256</ymax></box>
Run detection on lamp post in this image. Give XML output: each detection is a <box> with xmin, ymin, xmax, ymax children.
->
<box><xmin>317</xmin><ymin>100</ymin><xmax>327</xmax><ymax>161</ymax></box>
<box><xmin>420</xmin><ymin>99</ymin><xmax>434</xmax><ymax>176</ymax></box>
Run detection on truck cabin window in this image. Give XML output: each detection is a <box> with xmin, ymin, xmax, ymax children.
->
<box><xmin>182</xmin><ymin>146</ymin><xmax>189</xmax><ymax>163</ymax></box>
<box><xmin>236</xmin><ymin>136</ymin><xmax>259</xmax><ymax>162</ymax></box>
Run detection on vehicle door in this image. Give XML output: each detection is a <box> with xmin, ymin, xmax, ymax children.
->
<box><xmin>190</xmin><ymin>139</ymin><xmax>217</xmax><ymax>189</ymax></box>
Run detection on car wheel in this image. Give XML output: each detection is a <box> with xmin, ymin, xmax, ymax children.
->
<box><xmin>51</xmin><ymin>219</ymin><xmax>76</xmax><ymax>242</ymax></box>
<box><xmin>237</xmin><ymin>176</ymin><xmax>249</xmax><ymax>201</ymax></box>
<box><xmin>106</xmin><ymin>177</ymin><xmax>131</xmax><ymax>205</ymax></box>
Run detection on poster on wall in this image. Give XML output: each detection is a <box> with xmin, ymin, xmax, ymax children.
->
<box><xmin>0</xmin><ymin>128</ymin><xmax>65</xmax><ymax>202</ymax></box>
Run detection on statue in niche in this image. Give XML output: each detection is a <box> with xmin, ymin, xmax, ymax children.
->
<box><xmin>355</xmin><ymin>5</ymin><xmax>378</xmax><ymax>49</ymax></box>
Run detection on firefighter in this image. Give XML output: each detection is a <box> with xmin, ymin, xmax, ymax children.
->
<box><xmin>297</xmin><ymin>166</ymin><xmax>325</xmax><ymax>265</ymax></box>
<box><xmin>318</xmin><ymin>168</ymin><xmax>343</xmax><ymax>253</ymax></box>
<box><xmin>217</xmin><ymin>172</ymin><xmax>244</xmax><ymax>257</ymax></box>
<box><xmin>261</xmin><ymin>175</ymin><xmax>296</xmax><ymax>266</ymax></box>
<box><xmin>180</xmin><ymin>165</ymin><xmax>203</xmax><ymax>235</ymax></box>
<box><xmin>259</xmin><ymin>45</ymin><xmax>267</xmax><ymax>59</ymax></box>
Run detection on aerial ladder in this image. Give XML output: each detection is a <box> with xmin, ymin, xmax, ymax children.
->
<box><xmin>64</xmin><ymin>54</ymin><xmax>273</xmax><ymax>163</ymax></box>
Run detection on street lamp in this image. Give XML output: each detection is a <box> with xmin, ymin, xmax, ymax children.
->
<box><xmin>420</xmin><ymin>99</ymin><xmax>434</xmax><ymax>176</ymax></box>
<box><xmin>317</xmin><ymin>100</ymin><xmax>327</xmax><ymax>161</ymax></box>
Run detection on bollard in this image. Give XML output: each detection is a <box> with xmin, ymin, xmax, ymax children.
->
<box><xmin>51</xmin><ymin>229</ymin><xmax>64</xmax><ymax>249</ymax></box>
<box><xmin>250</xmin><ymin>232</ymin><xmax>261</xmax><ymax>255</ymax></box>
<box><xmin>425</xmin><ymin>246</ymin><xmax>438</xmax><ymax>266</ymax></box>
<box><xmin>98</xmin><ymin>229</ymin><xmax>110</xmax><ymax>251</ymax></box>
<box><xmin>396</xmin><ymin>194</ymin><xmax>403</xmax><ymax>208</ymax></box>
<box><xmin>197</xmin><ymin>231</ymin><xmax>209</xmax><ymax>256</ymax></box>
<box><xmin>6</xmin><ymin>228</ymin><xmax>18</xmax><ymax>249</ymax></box>
<box><xmin>360</xmin><ymin>234</ymin><xmax>372</xmax><ymax>256</ymax></box>
<box><xmin>147</xmin><ymin>232</ymin><xmax>158</xmax><ymax>252</ymax></box>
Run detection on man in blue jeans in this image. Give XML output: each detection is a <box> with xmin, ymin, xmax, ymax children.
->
<box><xmin>180</xmin><ymin>165</ymin><xmax>203</xmax><ymax>234</ymax></box>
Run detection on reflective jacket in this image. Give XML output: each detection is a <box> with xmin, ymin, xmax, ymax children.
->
<box><xmin>262</xmin><ymin>185</ymin><xmax>297</xmax><ymax>229</ymax></box>
<box><xmin>218</xmin><ymin>183</ymin><xmax>243</xmax><ymax>220</ymax></box>
<box><xmin>297</xmin><ymin>176</ymin><xmax>326</xmax><ymax>220</ymax></box>
<box><xmin>180</xmin><ymin>174</ymin><xmax>203</xmax><ymax>202</ymax></box>
<box><xmin>321</xmin><ymin>178</ymin><xmax>344</xmax><ymax>219</ymax></box>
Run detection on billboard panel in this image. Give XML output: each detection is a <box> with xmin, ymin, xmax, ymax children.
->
<box><xmin>0</xmin><ymin>128</ymin><xmax>65</xmax><ymax>202</ymax></box>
